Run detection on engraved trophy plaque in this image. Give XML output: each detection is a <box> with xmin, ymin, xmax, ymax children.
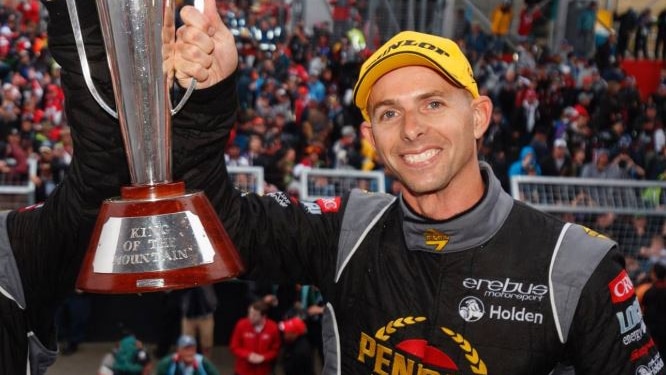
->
<box><xmin>67</xmin><ymin>0</ymin><xmax>244</xmax><ymax>293</ymax></box>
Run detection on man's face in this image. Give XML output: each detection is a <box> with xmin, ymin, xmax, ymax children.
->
<box><xmin>362</xmin><ymin>66</ymin><xmax>488</xmax><ymax>200</ymax></box>
<box><xmin>178</xmin><ymin>346</ymin><xmax>197</xmax><ymax>365</ymax></box>
<box><xmin>248</xmin><ymin>306</ymin><xmax>264</xmax><ymax>326</ymax></box>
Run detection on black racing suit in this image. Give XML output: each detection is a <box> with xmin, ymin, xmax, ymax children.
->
<box><xmin>0</xmin><ymin>1</ymin><xmax>235</xmax><ymax>373</ymax></box>
<box><xmin>201</xmin><ymin>118</ymin><xmax>664</xmax><ymax>373</ymax></box>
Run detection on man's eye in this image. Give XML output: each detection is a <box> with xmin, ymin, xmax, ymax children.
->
<box><xmin>427</xmin><ymin>101</ymin><xmax>443</xmax><ymax>110</ymax></box>
<box><xmin>380</xmin><ymin>110</ymin><xmax>397</xmax><ymax>120</ymax></box>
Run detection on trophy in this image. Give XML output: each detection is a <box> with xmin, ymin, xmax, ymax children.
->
<box><xmin>67</xmin><ymin>0</ymin><xmax>244</xmax><ymax>293</ymax></box>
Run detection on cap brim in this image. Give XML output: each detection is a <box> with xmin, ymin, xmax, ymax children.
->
<box><xmin>354</xmin><ymin>52</ymin><xmax>467</xmax><ymax>121</ymax></box>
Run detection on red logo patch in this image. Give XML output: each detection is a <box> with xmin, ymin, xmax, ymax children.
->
<box><xmin>609</xmin><ymin>270</ymin><xmax>635</xmax><ymax>304</ymax></box>
<box><xmin>315</xmin><ymin>197</ymin><xmax>341</xmax><ymax>213</ymax></box>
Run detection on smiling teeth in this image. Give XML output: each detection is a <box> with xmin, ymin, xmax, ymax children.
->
<box><xmin>404</xmin><ymin>149</ymin><xmax>439</xmax><ymax>164</ymax></box>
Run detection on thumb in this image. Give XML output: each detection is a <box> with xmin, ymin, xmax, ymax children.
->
<box><xmin>199</xmin><ymin>0</ymin><xmax>224</xmax><ymax>35</ymax></box>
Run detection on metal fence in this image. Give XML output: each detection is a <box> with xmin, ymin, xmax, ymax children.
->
<box><xmin>299</xmin><ymin>168</ymin><xmax>386</xmax><ymax>200</ymax></box>
<box><xmin>0</xmin><ymin>159</ymin><xmax>38</xmax><ymax>210</ymax></box>
<box><xmin>510</xmin><ymin>175</ymin><xmax>666</xmax><ymax>262</ymax></box>
<box><xmin>228</xmin><ymin>166</ymin><xmax>265</xmax><ymax>195</ymax></box>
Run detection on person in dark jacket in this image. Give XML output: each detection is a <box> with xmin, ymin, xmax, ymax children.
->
<box><xmin>642</xmin><ymin>261</ymin><xmax>666</xmax><ymax>358</ymax></box>
<box><xmin>279</xmin><ymin>317</ymin><xmax>314</xmax><ymax>375</ymax></box>
<box><xmin>0</xmin><ymin>0</ymin><xmax>235</xmax><ymax>373</ymax></box>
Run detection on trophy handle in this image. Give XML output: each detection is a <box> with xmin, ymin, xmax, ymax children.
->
<box><xmin>65</xmin><ymin>0</ymin><xmax>201</xmax><ymax>117</ymax></box>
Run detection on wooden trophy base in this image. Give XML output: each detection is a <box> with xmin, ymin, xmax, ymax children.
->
<box><xmin>76</xmin><ymin>181</ymin><xmax>244</xmax><ymax>294</ymax></box>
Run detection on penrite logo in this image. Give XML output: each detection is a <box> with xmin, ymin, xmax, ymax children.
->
<box><xmin>609</xmin><ymin>270</ymin><xmax>635</xmax><ymax>304</ymax></box>
<box><xmin>357</xmin><ymin>316</ymin><xmax>488</xmax><ymax>374</ymax></box>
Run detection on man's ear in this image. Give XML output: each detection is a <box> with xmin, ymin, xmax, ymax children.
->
<box><xmin>472</xmin><ymin>96</ymin><xmax>492</xmax><ymax>140</ymax></box>
<box><xmin>360</xmin><ymin>121</ymin><xmax>375</xmax><ymax>147</ymax></box>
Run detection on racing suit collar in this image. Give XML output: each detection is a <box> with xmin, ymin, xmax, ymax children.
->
<box><xmin>400</xmin><ymin>161</ymin><xmax>514</xmax><ymax>253</ymax></box>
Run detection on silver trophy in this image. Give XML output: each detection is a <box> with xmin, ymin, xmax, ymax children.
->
<box><xmin>67</xmin><ymin>0</ymin><xmax>244</xmax><ymax>293</ymax></box>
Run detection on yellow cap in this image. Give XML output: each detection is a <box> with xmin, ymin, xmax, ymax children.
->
<box><xmin>353</xmin><ymin>31</ymin><xmax>478</xmax><ymax>121</ymax></box>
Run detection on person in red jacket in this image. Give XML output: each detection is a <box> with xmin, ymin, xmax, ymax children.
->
<box><xmin>230</xmin><ymin>300</ymin><xmax>281</xmax><ymax>375</ymax></box>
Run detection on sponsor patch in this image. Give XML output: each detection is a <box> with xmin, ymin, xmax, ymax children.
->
<box><xmin>635</xmin><ymin>353</ymin><xmax>664</xmax><ymax>375</ymax></box>
<box><xmin>267</xmin><ymin>192</ymin><xmax>291</xmax><ymax>208</ymax></box>
<box><xmin>358</xmin><ymin>316</ymin><xmax>488</xmax><ymax>374</ymax></box>
<box><xmin>424</xmin><ymin>228</ymin><xmax>449</xmax><ymax>251</ymax></box>
<box><xmin>459</xmin><ymin>296</ymin><xmax>485</xmax><ymax>322</ymax></box>
<box><xmin>617</xmin><ymin>299</ymin><xmax>643</xmax><ymax>335</ymax></box>
<box><xmin>609</xmin><ymin>270</ymin><xmax>635</xmax><ymax>304</ymax></box>
<box><xmin>624</xmin><ymin>321</ymin><xmax>648</xmax><ymax>346</ymax></box>
<box><xmin>301</xmin><ymin>201</ymin><xmax>322</xmax><ymax>215</ymax></box>
<box><xmin>630</xmin><ymin>338</ymin><xmax>655</xmax><ymax>362</ymax></box>
<box><xmin>462</xmin><ymin>277</ymin><xmax>548</xmax><ymax>302</ymax></box>
<box><xmin>458</xmin><ymin>296</ymin><xmax>544</xmax><ymax>325</ymax></box>
<box><xmin>316</xmin><ymin>197</ymin><xmax>341</xmax><ymax>213</ymax></box>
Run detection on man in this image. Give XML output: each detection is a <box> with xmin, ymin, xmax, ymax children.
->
<box><xmin>541</xmin><ymin>138</ymin><xmax>573</xmax><ymax>177</ymax></box>
<box><xmin>279</xmin><ymin>316</ymin><xmax>315</xmax><ymax>375</ymax></box>
<box><xmin>178</xmin><ymin>17</ymin><xmax>663</xmax><ymax>371</ymax></box>
<box><xmin>0</xmin><ymin>0</ymin><xmax>234</xmax><ymax>373</ymax></box>
<box><xmin>642</xmin><ymin>261</ymin><xmax>666</xmax><ymax>358</ymax></box>
<box><xmin>155</xmin><ymin>334</ymin><xmax>220</xmax><ymax>375</ymax></box>
<box><xmin>229</xmin><ymin>300</ymin><xmax>281</xmax><ymax>375</ymax></box>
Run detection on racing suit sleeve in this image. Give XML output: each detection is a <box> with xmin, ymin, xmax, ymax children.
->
<box><xmin>171</xmin><ymin>81</ymin><xmax>343</xmax><ymax>291</ymax></box>
<box><xmin>6</xmin><ymin>0</ymin><xmax>235</xmax><ymax>352</ymax></box>
<box><xmin>566</xmin><ymin>248</ymin><xmax>664</xmax><ymax>374</ymax></box>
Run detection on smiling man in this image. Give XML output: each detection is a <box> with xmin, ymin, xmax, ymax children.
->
<box><xmin>152</xmin><ymin>16</ymin><xmax>666</xmax><ymax>374</ymax></box>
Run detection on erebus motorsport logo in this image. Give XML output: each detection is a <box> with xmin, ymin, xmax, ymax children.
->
<box><xmin>458</xmin><ymin>296</ymin><xmax>544</xmax><ymax>325</ymax></box>
<box><xmin>462</xmin><ymin>277</ymin><xmax>549</xmax><ymax>302</ymax></box>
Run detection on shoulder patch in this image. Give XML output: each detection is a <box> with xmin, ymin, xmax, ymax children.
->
<box><xmin>316</xmin><ymin>197</ymin><xmax>341</xmax><ymax>213</ymax></box>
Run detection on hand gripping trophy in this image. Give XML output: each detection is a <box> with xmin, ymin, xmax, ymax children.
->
<box><xmin>66</xmin><ymin>0</ymin><xmax>244</xmax><ymax>293</ymax></box>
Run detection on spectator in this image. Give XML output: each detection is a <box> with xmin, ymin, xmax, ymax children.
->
<box><xmin>576</xmin><ymin>1</ymin><xmax>597</xmax><ymax>59</ymax></box>
<box><xmin>634</xmin><ymin>8</ymin><xmax>652</xmax><ymax>59</ymax></box>
<box><xmin>541</xmin><ymin>138</ymin><xmax>574</xmax><ymax>177</ymax></box>
<box><xmin>155</xmin><ymin>335</ymin><xmax>220</xmax><ymax>375</ymax></box>
<box><xmin>331</xmin><ymin>125</ymin><xmax>361</xmax><ymax>169</ymax></box>
<box><xmin>580</xmin><ymin>148</ymin><xmax>623</xmax><ymax>179</ymax></box>
<box><xmin>615</xmin><ymin>7</ymin><xmax>637</xmax><ymax>59</ymax></box>
<box><xmin>512</xmin><ymin>88</ymin><xmax>546</xmax><ymax>146</ymax></box>
<box><xmin>180</xmin><ymin>285</ymin><xmax>218</xmax><ymax>358</ymax></box>
<box><xmin>517</xmin><ymin>1</ymin><xmax>542</xmax><ymax>43</ymax></box>
<box><xmin>638</xmin><ymin>234</ymin><xmax>666</xmax><ymax>276</ymax></box>
<box><xmin>481</xmin><ymin>106</ymin><xmax>511</xmax><ymax>190</ymax></box>
<box><xmin>642</xmin><ymin>261</ymin><xmax>666</xmax><ymax>358</ymax></box>
<box><xmin>489</xmin><ymin>0</ymin><xmax>513</xmax><ymax>54</ymax></box>
<box><xmin>452</xmin><ymin>8</ymin><xmax>471</xmax><ymax>43</ymax></box>
<box><xmin>278</xmin><ymin>317</ymin><xmax>314</xmax><ymax>375</ymax></box>
<box><xmin>509</xmin><ymin>145</ymin><xmax>542</xmax><ymax>177</ymax></box>
<box><xmin>656</xmin><ymin>8</ymin><xmax>666</xmax><ymax>61</ymax></box>
<box><xmin>621</xmin><ymin>215</ymin><xmax>654</xmax><ymax>258</ymax></box>
<box><xmin>464</xmin><ymin>23</ymin><xmax>489</xmax><ymax>63</ymax></box>
<box><xmin>97</xmin><ymin>333</ymin><xmax>152</xmax><ymax>375</ymax></box>
<box><xmin>229</xmin><ymin>300</ymin><xmax>281</xmax><ymax>375</ymax></box>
